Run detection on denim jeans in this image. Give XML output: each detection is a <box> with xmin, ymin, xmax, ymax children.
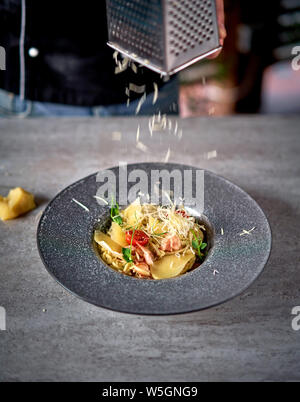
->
<box><xmin>0</xmin><ymin>78</ymin><xmax>179</xmax><ymax>118</ymax></box>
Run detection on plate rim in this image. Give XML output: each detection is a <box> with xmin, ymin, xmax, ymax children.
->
<box><xmin>37</xmin><ymin>163</ymin><xmax>272</xmax><ymax>315</ymax></box>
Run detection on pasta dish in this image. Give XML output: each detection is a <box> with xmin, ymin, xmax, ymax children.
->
<box><xmin>94</xmin><ymin>199</ymin><xmax>208</xmax><ymax>280</ymax></box>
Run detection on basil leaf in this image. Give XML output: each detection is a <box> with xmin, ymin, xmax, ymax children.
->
<box><xmin>200</xmin><ymin>242</ymin><xmax>207</xmax><ymax>250</ymax></box>
<box><xmin>192</xmin><ymin>240</ymin><xmax>199</xmax><ymax>250</ymax></box>
<box><xmin>110</xmin><ymin>198</ymin><xmax>123</xmax><ymax>226</ymax></box>
<box><xmin>122</xmin><ymin>247</ymin><xmax>133</xmax><ymax>263</ymax></box>
<box><xmin>112</xmin><ymin>215</ymin><xmax>122</xmax><ymax>225</ymax></box>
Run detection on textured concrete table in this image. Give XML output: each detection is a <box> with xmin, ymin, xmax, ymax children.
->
<box><xmin>0</xmin><ymin>116</ymin><xmax>299</xmax><ymax>382</ymax></box>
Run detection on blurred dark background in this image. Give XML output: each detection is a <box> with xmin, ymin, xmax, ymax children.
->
<box><xmin>179</xmin><ymin>0</ymin><xmax>300</xmax><ymax>116</ymax></box>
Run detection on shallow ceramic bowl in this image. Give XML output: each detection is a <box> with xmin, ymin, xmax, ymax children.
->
<box><xmin>37</xmin><ymin>163</ymin><xmax>271</xmax><ymax>315</ymax></box>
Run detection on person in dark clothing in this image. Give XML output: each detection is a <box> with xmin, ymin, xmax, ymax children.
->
<box><xmin>0</xmin><ymin>0</ymin><xmax>225</xmax><ymax>117</ymax></box>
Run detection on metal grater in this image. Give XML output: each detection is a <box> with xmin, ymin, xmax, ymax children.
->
<box><xmin>106</xmin><ymin>0</ymin><xmax>222</xmax><ymax>76</ymax></box>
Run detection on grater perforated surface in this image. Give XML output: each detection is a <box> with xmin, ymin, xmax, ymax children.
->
<box><xmin>168</xmin><ymin>0</ymin><xmax>216</xmax><ymax>56</ymax></box>
<box><xmin>106</xmin><ymin>0</ymin><xmax>164</xmax><ymax>65</ymax></box>
<box><xmin>106</xmin><ymin>0</ymin><xmax>220</xmax><ymax>74</ymax></box>
<box><xmin>166</xmin><ymin>0</ymin><xmax>219</xmax><ymax>70</ymax></box>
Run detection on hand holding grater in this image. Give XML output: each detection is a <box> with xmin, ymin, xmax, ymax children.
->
<box><xmin>106</xmin><ymin>0</ymin><xmax>222</xmax><ymax>76</ymax></box>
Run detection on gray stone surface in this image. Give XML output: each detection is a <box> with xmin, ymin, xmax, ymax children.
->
<box><xmin>0</xmin><ymin>116</ymin><xmax>299</xmax><ymax>381</ymax></box>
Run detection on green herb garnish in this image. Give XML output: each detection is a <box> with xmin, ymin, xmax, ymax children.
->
<box><xmin>191</xmin><ymin>230</ymin><xmax>207</xmax><ymax>259</ymax></box>
<box><xmin>110</xmin><ymin>196</ymin><xmax>122</xmax><ymax>226</ymax></box>
<box><xmin>122</xmin><ymin>227</ymin><xmax>137</xmax><ymax>264</ymax></box>
<box><xmin>122</xmin><ymin>247</ymin><xmax>133</xmax><ymax>263</ymax></box>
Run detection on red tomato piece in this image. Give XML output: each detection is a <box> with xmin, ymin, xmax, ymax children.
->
<box><xmin>176</xmin><ymin>209</ymin><xmax>190</xmax><ymax>218</ymax></box>
<box><xmin>125</xmin><ymin>230</ymin><xmax>149</xmax><ymax>246</ymax></box>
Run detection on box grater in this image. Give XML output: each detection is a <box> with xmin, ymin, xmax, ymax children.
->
<box><xmin>106</xmin><ymin>0</ymin><xmax>222</xmax><ymax>76</ymax></box>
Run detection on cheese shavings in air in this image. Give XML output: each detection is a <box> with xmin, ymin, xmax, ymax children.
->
<box><xmin>240</xmin><ymin>227</ymin><xmax>256</xmax><ymax>236</ymax></box>
<box><xmin>136</xmin><ymin>125</ymin><xmax>140</xmax><ymax>143</ymax></box>
<box><xmin>131</xmin><ymin>63</ymin><xmax>138</xmax><ymax>74</ymax></box>
<box><xmin>206</xmin><ymin>150</ymin><xmax>217</xmax><ymax>160</ymax></box>
<box><xmin>94</xmin><ymin>196</ymin><xmax>108</xmax><ymax>205</ymax></box>
<box><xmin>72</xmin><ymin>198</ymin><xmax>89</xmax><ymax>212</ymax></box>
<box><xmin>153</xmin><ymin>82</ymin><xmax>158</xmax><ymax>105</ymax></box>
<box><xmin>135</xmin><ymin>93</ymin><xmax>146</xmax><ymax>115</ymax></box>
<box><xmin>164</xmin><ymin>147</ymin><xmax>171</xmax><ymax>163</ymax></box>
<box><xmin>136</xmin><ymin>141</ymin><xmax>148</xmax><ymax>153</ymax></box>
<box><xmin>115</xmin><ymin>57</ymin><xmax>130</xmax><ymax>74</ymax></box>
<box><xmin>129</xmin><ymin>83</ymin><xmax>146</xmax><ymax>94</ymax></box>
<box><xmin>112</xmin><ymin>131</ymin><xmax>122</xmax><ymax>141</ymax></box>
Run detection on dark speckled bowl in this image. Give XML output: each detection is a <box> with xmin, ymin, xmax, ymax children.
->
<box><xmin>37</xmin><ymin>163</ymin><xmax>271</xmax><ymax>315</ymax></box>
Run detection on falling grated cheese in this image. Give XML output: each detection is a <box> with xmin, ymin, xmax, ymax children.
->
<box><xmin>131</xmin><ymin>63</ymin><xmax>138</xmax><ymax>73</ymax></box>
<box><xmin>112</xmin><ymin>131</ymin><xmax>122</xmax><ymax>141</ymax></box>
<box><xmin>129</xmin><ymin>83</ymin><xmax>146</xmax><ymax>94</ymax></box>
<box><xmin>114</xmin><ymin>57</ymin><xmax>130</xmax><ymax>74</ymax></box>
<box><xmin>240</xmin><ymin>227</ymin><xmax>256</xmax><ymax>236</ymax></box>
<box><xmin>206</xmin><ymin>150</ymin><xmax>217</xmax><ymax>160</ymax></box>
<box><xmin>72</xmin><ymin>198</ymin><xmax>89</xmax><ymax>212</ymax></box>
<box><xmin>174</xmin><ymin>121</ymin><xmax>178</xmax><ymax>135</ymax></box>
<box><xmin>114</xmin><ymin>67</ymin><xmax>122</xmax><ymax>74</ymax></box>
<box><xmin>213</xmin><ymin>269</ymin><xmax>219</xmax><ymax>276</ymax></box>
<box><xmin>136</xmin><ymin>125</ymin><xmax>140</xmax><ymax>143</ymax></box>
<box><xmin>135</xmin><ymin>93</ymin><xmax>146</xmax><ymax>115</ymax></box>
<box><xmin>162</xmin><ymin>189</ymin><xmax>173</xmax><ymax>205</ymax></box>
<box><xmin>221</xmin><ymin>227</ymin><xmax>224</xmax><ymax>235</ymax></box>
<box><xmin>93</xmin><ymin>196</ymin><xmax>108</xmax><ymax>205</ymax></box>
<box><xmin>153</xmin><ymin>82</ymin><xmax>158</xmax><ymax>105</ymax></box>
<box><xmin>149</xmin><ymin>113</ymin><xmax>168</xmax><ymax>133</ymax></box>
<box><xmin>153</xmin><ymin>184</ymin><xmax>160</xmax><ymax>196</ymax></box>
<box><xmin>136</xmin><ymin>141</ymin><xmax>149</xmax><ymax>153</ymax></box>
<box><xmin>113</xmin><ymin>51</ymin><xmax>119</xmax><ymax>64</ymax></box>
<box><xmin>164</xmin><ymin>147</ymin><xmax>171</xmax><ymax>163</ymax></box>
<box><xmin>149</xmin><ymin>118</ymin><xmax>153</xmax><ymax>136</ymax></box>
